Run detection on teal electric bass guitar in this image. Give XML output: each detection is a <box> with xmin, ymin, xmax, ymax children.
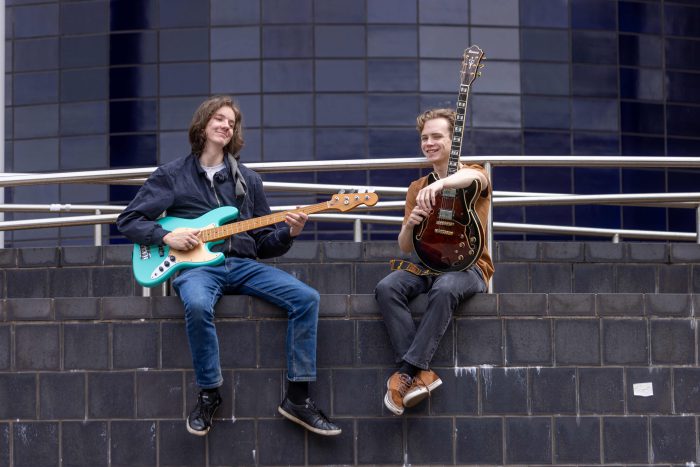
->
<box><xmin>131</xmin><ymin>191</ymin><xmax>379</xmax><ymax>287</ymax></box>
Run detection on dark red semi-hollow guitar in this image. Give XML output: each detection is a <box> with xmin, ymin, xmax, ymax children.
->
<box><xmin>412</xmin><ymin>45</ymin><xmax>486</xmax><ymax>273</ymax></box>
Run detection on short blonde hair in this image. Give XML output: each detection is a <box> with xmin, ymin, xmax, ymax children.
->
<box><xmin>416</xmin><ymin>108</ymin><xmax>456</xmax><ymax>134</ymax></box>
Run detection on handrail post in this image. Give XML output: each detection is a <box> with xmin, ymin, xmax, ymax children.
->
<box><xmin>485</xmin><ymin>162</ymin><xmax>493</xmax><ymax>293</ymax></box>
<box><xmin>94</xmin><ymin>209</ymin><xmax>102</xmax><ymax>246</ymax></box>
<box><xmin>612</xmin><ymin>233</ymin><xmax>620</xmax><ymax>243</ymax></box>
<box><xmin>353</xmin><ymin>218</ymin><xmax>362</xmax><ymax>242</ymax></box>
<box><xmin>696</xmin><ymin>205</ymin><xmax>700</xmax><ymax>244</ymax></box>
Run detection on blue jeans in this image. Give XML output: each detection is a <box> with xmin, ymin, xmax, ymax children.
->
<box><xmin>375</xmin><ymin>267</ymin><xmax>486</xmax><ymax>370</ymax></box>
<box><xmin>172</xmin><ymin>257</ymin><xmax>319</xmax><ymax>389</ymax></box>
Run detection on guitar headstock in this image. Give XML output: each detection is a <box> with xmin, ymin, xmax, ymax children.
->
<box><xmin>461</xmin><ymin>45</ymin><xmax>485</xmax><ymax>86</ymax></box>
<box><xmin>328</xmin><ymin>191</ymin><xmax>379</xmax><ymax>211</ymax></box>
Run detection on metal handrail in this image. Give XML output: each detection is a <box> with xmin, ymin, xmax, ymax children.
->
<box><xmin>1</xmin><ymin>155</ymin><xmax>700</xmax><ymax>187</ymax></box>
<box><xmin>1</xmin><ymin>156</ymin><xmax>700</xmax><ymax>245</ymax></box>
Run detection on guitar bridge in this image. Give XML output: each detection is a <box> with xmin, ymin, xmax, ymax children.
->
<box><xmin>139</xmin><ymin>245</ymin><xmax>151</xmax><ymax>260</ymax></box>
<box><xmin>436</xmin><ymin>220</ymin><xmax>454</xmax><ymax>227</ymax></box>
<box><xmin>434</xmin><ymin>229</ymin><xmax>454</xmax><ymax>236</ymax></box>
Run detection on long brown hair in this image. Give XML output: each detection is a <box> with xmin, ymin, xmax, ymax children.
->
<box><xmin>188</xmin><ymin>95</ymin><xmax>245</xmax><ymax>159</ymax></box>
<box><xmin>416</xmin><ymin>108</ymin><xmax>456</xmax><ymax>135</ymax></box>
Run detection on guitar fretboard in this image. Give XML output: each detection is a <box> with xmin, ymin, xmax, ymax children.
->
<box><xmin>199</xmin><ymin>201</ymin><xmax>331</xmax><ymax>243</ymax></box>
<box><xmin>447</xmin><ymin>84</ymin><xmax>470</xmax><ymax>177</ymax></box>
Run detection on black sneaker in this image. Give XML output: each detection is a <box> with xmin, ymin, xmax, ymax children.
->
<box><xmin>278</xmin><ymin>397</ymin><xmax>342</xmax><ymax>436</ymax></box>
<box><xmin>186</xmin><ymin>390</ymin><xmax>222</xmax><ymax>436</ymax></box>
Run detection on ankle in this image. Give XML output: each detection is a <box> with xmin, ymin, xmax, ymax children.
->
<box><xmin>286</xmin><ymin>381</ymin><xmax>309</xmax><ymax>404</ymax></box>
<box><xmin>398</xmin><ymin>361</ymin><xmax>419</xmax><ymax>378</ymax></box>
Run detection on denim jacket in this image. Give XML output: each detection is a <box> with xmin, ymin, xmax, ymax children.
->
<box><xmin>116</xmin><ymin>153</ymin><xmax>293</xmax><ymax>259</ymax></box>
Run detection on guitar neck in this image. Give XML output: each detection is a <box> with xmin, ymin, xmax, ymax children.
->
<box><xmin>200</xmin><ymin>202</ymin><xmax>331</xmax><ymax>243</ymax></box>
<box><xmin>447</xmin><ymin>84</ymin><xmax>470</xmax><ymax>177</ymax></box>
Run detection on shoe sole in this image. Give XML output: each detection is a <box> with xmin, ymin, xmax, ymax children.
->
<box><xmin>403</xmin><ymin>377</ymin><xmax>443</xmax><ymax>408</ymax></box>
<box><xmin>383</xmin><ymin>391</ymin><xmax>404</xmax><ymax>415</ymax></box>
<box><xmin>186</xmin><ymin>415</ymin><xmax>211</xmax><ymax>436</ymax></box>
<box><xmin>277</xmin><ymin>406</ymin><xmax>342</xmax><ymax>436</ymax></box>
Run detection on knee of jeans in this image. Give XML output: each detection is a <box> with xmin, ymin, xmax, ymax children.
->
<box><xmin>182</xmin><ymin>292</ymin><xmax>215</xmax><ymax>321</ymax></box>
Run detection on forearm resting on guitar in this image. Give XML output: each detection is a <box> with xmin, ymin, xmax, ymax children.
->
<box><xmin>163</xmin><ymin>229</ymin><xmax>201</xmax><ymax>251</ymax></box>
<box><xmin>442</xmin><ymin>168</ymin><xmax>489</xmax><ymax>191</ymax></box>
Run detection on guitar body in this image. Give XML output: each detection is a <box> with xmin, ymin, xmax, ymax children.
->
<box><xmin>412</xmin><ymin>175</ymin><xmax>484</xmax><ymax>273</ymax></box>
<box><xmin>132</xmin><ymin>206</ymin><xmax>239</xmax><ymax>287</ymax></box>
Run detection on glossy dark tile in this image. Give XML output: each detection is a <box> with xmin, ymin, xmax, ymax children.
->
<box><xmin>368</xmin><ymin>94</ymin><xmax>419</xmax><ymax>126</ymax></box>
<box><xmin>667</xmin><ymin>138</ymin><xmax>700</xmax><ymax>157</ymax></box>
<box><xmin>621</xmin><ymin>102</ymin><xmax>664</xmax><ymax>135</ymax></box>
<box><xmin>61</xmin><ymin>1</ymin><xmax>108</xmax><ymax>35</ymax></box>
<box><xmin>211</xmin><ymin>61</ymin><xmax>260</xmax><ymax>94</ymax></box>
<box><xmin>262</xmin><ymin>26</ymin><xmax>313</xmax><ymax>58</ymax></box>
<box><xmin>263</xmin><ymin>128</ymin><xmax>313</xmax><ymax>161</ymax></box>
<box><xmin>622</xmin><ymin>168</ymin><xmax>664</xmax><ymax>194</ymax></box>
<box><xmin>665</xmin><ymin>4</ymin><xmax>700</xmax><ymax>38</ymax></box>
<box><xmin>619</xmin><ymin>34</ymin><xmax>662</xmax><ymax>68</ymax></box>
<box><xmin>262</xmin><ymin>94</ymin><xmax>313</xmax><ymax>126</ymax></box>
<box><xmin>666</xmin><ymin>104</ymin><xmax>700</xmax><ymax>138</ymax></box>
<box><xmin>668</xmin><ymin>166</ymin><xmax>700</xmax><ymax>191</ymax></box>
<box><xmin>211</xmin><ymin>0</ymin><xmax>260</xmax><ymax>25</ymax></box>
<box><xmin>472</xmin><ymin>95</ymin><xmax>521</xmax><ymax>128</ymax></box>
<box><xmin>109</xmin><ymin>66</ymin><xmax>157</xmax><ymax>99</ymax></box>
<box><xmin>521</xmin><ymin>63</ymin><xmax>570</xmax><ymax>96</ymax></box>
<box><xmin>14</xmin><ymin>38</ymin><xmax>58</xmax><ymax>72</ymax></box>
<box><xmin>13</xmin><ymin>105</ymin><xmax>57</xmax><ymax>139</ymax></box>
<box><xmin>211</xmin><ymin>27</ymin><xmax>260</xmax><ymax>60</ymax></box>
<box><xmin>315</xmin><ymin>0</ymin><xmax>366</xmax><ymax>22</ymax></box>
<box><xmin>110</xmin><ymin>101</ymin><xmax>157</xmax><ymax>134</ymax></box>
<box><xmin>110</xmin><ymin>0</ymin><xmax>156</xmax><ymax>31</ymax></box>
<box><xmin>521</xmin><ymin>29</ymin><xmax>570</xmax><ymax>61</ymax></box>
<box><xmin>472</xmin><ymin>0</ymin><xmax>519</xmax><ymax>26</ymax></box>
<box><xmin>316</xmin><ymin>26</ymin><xmax>366</xmax><ymax>57</ymax></box>
<box><xmin>110</xmin><ymin>135</ymin><xmax>157</xmax><ymax>167</ymax></box>
<box><xmin>572</xmin><ymin>31</ymin><xmax>618</xmax><ymax>64</ymax></box>
<box><xmin>315</xmin><ymin>60</ymin><xmax>366</xmax><ymax>92</ymax></box>
<box><xmin>574</xmin><ymin>168</ymin><xmax>620</xmax><ymax>194</ymax></box>
<box><xmin>520</xmin><ymin>0</ymin><xmax>568</xmax><ymax>28</ymax></box>
<box><xmin>571</xmin><ymin>0</ymin><xmax>616</xmax><ymax>30</ymax></box>
<box><xmin>368</xmin><ymin>26</ymin><xmax>418</xmax><ymax>57</ymax></box>
<box><xmin>263</xmin><ymin>60</ymin><xmax>312</xmax><ymax>92</ymax></box>
<box><xmin>13</xmin><ymin>71</ymin><xmax>58</xmax><ymax>105</ymax></box>
<box><xmin>13</xmin><ymin>4</ymin><xmax>58</xmax><ymax>38</ymax></box>
<box><xmin>419</xmin><ymin>0</ymin><xmax>469</xmax><ymax>24</ymax></box>
<box><xmin>619</xmin><ymin>1</ymin><xmax>661</xmax><ymax>34</ymax></box>
<box><xmin>159</xmin><ymin>63</ymin><xmax>209</xmax><ymax>96</ymax></box>
<box><xmin>524</xmin><ymin>132</ymin><xmax>571</xmax><ymax>155</ymax></box>
<box><xmin>572</xmin><ymin>99</ymin><xmax>618</xmax><ymax>132</ymax></box>
<box><xmin>159</xmin><ymin>29</ymin><xmax>209</xmax><ymax>62</ymax></box>
<box><xmin>367</xmin><ymin>0</ymin><xmax>416</xmax><ymax>23</ymax></box>
<box><xmin>60</xmin><ymin>102</ymin><xmax>108</xmax><ymax>136</ymax></box>
<box><xmin>262</xmin><ymin>0</ymin><xmax>312</xmax><ymax>23</ymax></box>
<box><xmin>315</xmin><ymin>128</ymin><xmax>367</xmax><ymax>159</ymax></box>
<box><xmin>368</xmin><ymin>60</ymin><xmax>418</xmax><ymax>92</ymax></box>
<box><xmin>316</xmin><ymin>95</ymin><xmax>366</xmax><ymax>126</ymax></box>
<box><xmin>60</xmin><ymin>136</ymin><xmax>109</xmax><ymax>171</ymax></box>
<box><xmin>61</xmin><ymin>69</ymin><xmax>108</xmax><ymax>102</ymax></box>
<box><xmin>522</xmin><ymin>96</ymin><xmax>570</xmax><ymax>130</ymax></box>
<box><xmin>573</xmin><ymin>132</ymin><xmax>619</xmax><ymax>156</ymax></box>
<box><xmin>619</xmin><ymin>68</ymin><xmax>662</xmax><ymax>101</ymax></box>
<box><xmin>368</xmin><ymin>128</ymin><xmax>419</xmax><ymax>157</ymax></box>
<box><xmin>621</xmin><ymin>135</ymin><xmax>665</xmax><ymax>156</ymax></box>
<box><xmin>666</xmin><ymin>71</ymin><xmax>700</xmax><ymax>104</ymax></box>
<box><xmin>572</xmin><ymin>65</ymin><xmax>618</xmax><ymax>98</ymax></box>
<box><xmin>666</xmin><ymin>38</ymin><xmax>700</xmax><ymax>71</ymax></box>
<box><xmin>472</xmin><ymin>130</ymin><xmax>522</xmax><ymax>155</ymax></box>
<box><xmin>159</xmin><ymin>0</ymin><xmax>209</xmax><ymax>28</ymax></box>
<box><xmin>110</xmin><ymin>32</ymin><xmax>158</xmax><ymax>65</ymax></box>
<box><xmin>623</xmin><ymin>206</ymin><xmax>665</xmax><ymax>231</ymax></box>
<box><xmin>62</xmin><ymin>35</ymin><xmax>108</xmax><ymax>69</ymax></box>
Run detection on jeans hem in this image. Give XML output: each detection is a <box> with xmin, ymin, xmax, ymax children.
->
<box><xmin>286</xmin><ymin>376</ymin><xmax>316</xmax><ymax>382</ymax></box>
<box><xmin>401</xmin><ymin>356</ymin><xmax>429</xmax><ymax>371</ymax></box>
<box><xmin>197</xmin><ymin>379</ymin><xmax>224</xmax><ymax>390</ymax></box>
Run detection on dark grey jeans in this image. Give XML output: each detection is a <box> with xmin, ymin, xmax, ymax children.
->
<box><xmin>374</xmin><ymin>267</ymin><xmax>486</xmax><ymax>370</ymax></box>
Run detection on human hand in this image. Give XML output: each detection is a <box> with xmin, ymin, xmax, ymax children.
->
<box><xmin>285</xmin><ymin>211</ymin><xmax>308</xmax><ymax>237</ymax></box>
<box><xmin>163</xmin><ymin>228</ymin><xmax>201</xmax><ymax>251</ymax></box>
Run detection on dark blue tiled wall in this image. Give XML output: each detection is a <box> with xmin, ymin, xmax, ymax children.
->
<box><xmin>5</xmin><ymin>0</ymin><xmax>700</xmax><ymax>246</ymax></box>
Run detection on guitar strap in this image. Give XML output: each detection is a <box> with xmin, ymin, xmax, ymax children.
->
<box><xmin>227</xmin><ymin>154</ymin><xmax>247</xmax><ymax>198</ymax></box>
<box><xmin>390</xmin><ymin>259</ymin><xmax>440</xmax><ymax>276</ymax></box>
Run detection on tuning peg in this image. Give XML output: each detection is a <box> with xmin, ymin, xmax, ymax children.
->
<box><xmin>479</xmin><ymin>64</ymin><xmax>485</xmax><ymax>68</ymax></box>
<box><xmin>477</xmin><ymin>72</ymin><xmax>482</xmax><ymax>77</ymax></box>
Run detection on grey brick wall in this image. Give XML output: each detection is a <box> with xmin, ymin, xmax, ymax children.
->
<box><xmin>0</xmin><ymin>241</ymin><xmax>699</xmax><ymax>465</ymax></box>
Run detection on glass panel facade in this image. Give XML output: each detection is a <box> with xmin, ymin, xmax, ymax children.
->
<box><xmin>4</xmin><ymin>0</ymin><xmax>700</xmax><ymax>245</ymax></box>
